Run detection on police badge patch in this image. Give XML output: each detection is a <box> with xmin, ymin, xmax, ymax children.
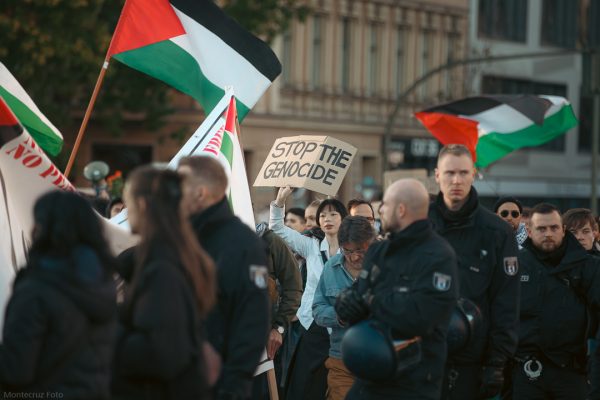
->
<box><xmin>249</xmin><ymin>265</ymin><xmax>268</xmax><ymax>289</ymax></box>
<box><xmin>503</xmin><ymin>257</ymin><xmax>519</xmax><ymax>276</ymax></box>
<box><xmin>432</xmin><ymin>272</ymin><xmax>452</xmax><ymax>291</ymax></box>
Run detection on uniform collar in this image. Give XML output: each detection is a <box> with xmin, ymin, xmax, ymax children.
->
<box><xmin>190</xmin><ymin>196</ymin><xmax>232</xmax><ymax>233</ymax></box>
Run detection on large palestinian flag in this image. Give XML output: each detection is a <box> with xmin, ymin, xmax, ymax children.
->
<box><xmin>415</xmin><ymin>95</ymin><xmax>578</xmax><ymax>168</ymax></box>
<box><xmin>107</xmin><ymin>0</ymin><xmax>282</xmax><ymax>120</ymax></box>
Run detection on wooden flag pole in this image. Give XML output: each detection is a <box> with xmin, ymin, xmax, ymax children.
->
<box><xmin>64</xmin><ymin>60</ymin><xmax>110</xmax><ymax>177</ymax></box>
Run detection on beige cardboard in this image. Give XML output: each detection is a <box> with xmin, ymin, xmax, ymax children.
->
<box><xmin>254</xmin><ymin>135</ymin><xmax>357</xmax><ymax>196</ymax></box>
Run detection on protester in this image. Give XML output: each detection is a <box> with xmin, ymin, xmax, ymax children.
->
<box><xmin>346</xmin><ymin>199</ymin><xmax>376</xmax><ymax>227</ymax></box>
<box><xmin>106</xmin><ymin>197</ymin><xmax>125</xmax><ymax>219</ymax></box>
<box><xmin>312</xmin><ymin>216</ymin><xmax>376</xmax><ymax>400</ymax></box>
<box><xmin>304</xmin><ymin>200</ymin><xmax>321</xmax><ymax>231</ymax></box>
<box><xmin>0</xmin><ymin>190</ymin><xmax>117</xmax><ymax>398</ymax></box>
<box><xmin>270</xmin><ymin>186</ymin><xmax>347</xmax><ymax>400</ymax></box>
<box><xmin>429</xmin><ymin>144</ymin><xmax>520</xmax><ymax>400</ymax></box>
<box><xmin>285</xmin><ymin>208</ymin><xmax>307</xmax><ymax>233</ymax></box>
<box><xmin>178</xmin><ymin>156</ymin><xmax>270</xmax><ymax>400</ymax></box>
<box><xmin>514</xmin><ymin>203</ymin><xmax>600</xmax><ymax>400</ymax></box>
<box><xmin>335</xmin><ymin>179</ymin><xmax>458</xmax><ymax>399</ymax></box>
<box><xmin>254</xmin><ymin>222</ymin><xmax>303</xmax><ymax>398</ymax></box>
<box><xmin>112</xmin><ymin>166</ymin><xmax>216</xmax><ymax>400</ymax></box>
<box><xmin>563</xmin><ymin>208</ymin><xmax>600</xmax><ymax>255</ymax></box>
<box><xmin>494</xmin><ymin>196</ymin><xmax>528</xmax><ymax>247</ymax></box>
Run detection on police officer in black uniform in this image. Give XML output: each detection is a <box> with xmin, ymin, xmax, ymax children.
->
<box><xmin>335</xmin><ymin>178</ymin><xmax>459</xmax><ymax>399</ymax></box>
<box><xmin>178</xmin><ymin>156</ymin><xmax>270</xmax><ymax>400</ymax></box>
<box><xmin>428</xmin><ymin>145</ymin><xmax>520</xmax><ymax>400</ymax></box>
<box><xmin>515</xmin><ymin>203</ymin><xmax>600</xmax><ymax>400</ymax></box>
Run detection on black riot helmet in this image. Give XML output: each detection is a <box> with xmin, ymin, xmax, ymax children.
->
<box><xmin>447</xmin><ymin>298</ymin><xmax>482</xmax><ymax>355</ymax></box>
<box><xmin>341</xmin><ymin>320</ymin><xmax>421</xmax><ymax>381</ymax></box>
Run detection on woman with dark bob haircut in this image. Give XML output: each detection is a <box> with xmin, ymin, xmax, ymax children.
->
<box><xmin>0</xmin><ymin>190</ymin><xmax>117</xmax><ymax>399</ymax></box>
<box><xmin>112</xmin><ymin>166</ymin><xmax>216</xmax><ymax>400</ymax></box>
<box><xmin>270</xmin><ymin>187</ymin><xmax>348</xmax><ymax>400</ymax></box>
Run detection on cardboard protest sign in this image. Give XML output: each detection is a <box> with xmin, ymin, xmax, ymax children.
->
<box><xmin>254</xmin><ymin>135</ymin><xmax>357</xmax><ymax>196</ymax></box>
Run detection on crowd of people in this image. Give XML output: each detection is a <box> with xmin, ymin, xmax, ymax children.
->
<box><xmin>0</xmin><ymin>145</ymin><xmax>599</xmax><ymax>400</ymax></box>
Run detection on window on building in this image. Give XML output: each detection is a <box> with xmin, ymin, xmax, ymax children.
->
<box><xmin>578</xmin><ymin>94</ymin><xmax>594</xmax><ymax>152</ymax></box>
<box><xmin>589</xmin><ymin>0</ymin><xmax>600</xmax><ymax>48</ymax></box>
<box><xmin>541</xmin><ymin>0</ymin><xmax>578</xmax><ymax>48</ymax></box>
<box><xmin>282</xmin><ymin>29</ymin><xmax>292</xmax><ymax>85</ymax></box>
<box><xmin>478</xmin><ymin>0</ymin><xmax>528</xmax><ymax>42</ymax></box>
<box><xmin>482</xmin><ymin>76</ymin><xmax>568</xmax><ymax>152</ymax></box>
<box><xmin>312</xmin><ymin>15</ymin><xmax>323</xmax><ymax>89</ymax></box>
<box><xmin>419</xmin><ymin>31</ymin><xmax>434</xmax><ymax>100</ymax></box>
<box><xmin>395</xmin><ymin>28</ymin><xmax>405</xmax><ymax>96</ymax></box>
<box><xmin>366</xmin><ymin>23</ymin><xmax>380</xmax><ymax>96</ymax></box>
<box><xmin>445</xmin><ymin>34</ymin><xmax>459</xmax><ymax>97</ymax></box>
<box><xmin>340</xmin><ymin>17</ymin><xmax>351</xmax><ymax>92</ymax></box>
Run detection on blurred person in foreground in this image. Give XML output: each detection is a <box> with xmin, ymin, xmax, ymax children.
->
<box><xmin>113</xmin><ymin>166</ymin><xmax>216</xmax><ymax>399</ymax></box>
<box><xmin>0</xmin><ymin>190</ymin><xmax>117</xmax><ymax>399</ymax></box>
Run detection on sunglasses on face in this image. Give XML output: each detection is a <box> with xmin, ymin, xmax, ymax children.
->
<box><xmin>500</xmin><ymin>210</ymin><xmax>520</xmax><ymax>218</ymax></box>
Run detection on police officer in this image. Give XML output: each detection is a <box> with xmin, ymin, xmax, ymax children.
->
<box><xmin>428</xmin><ymin>144</ymin><xmax>520</xmax><ymax>400</ymax></box>
<box><xmin>515</xmin><ymin>203</ymin><xmax>600</xmax><ymax>400</ymax></box>
<box><xmin>178</xmin><ymin>156</ymin><xmax>270</xmax><ymax>400</ymax></box>
<box><xmin>335</xmin><ymin>178</ymin><xmax>459</xmax><ymax>399</ymax></box>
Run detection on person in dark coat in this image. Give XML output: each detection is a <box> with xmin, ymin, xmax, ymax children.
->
<box><xmin>514</xmin><ymin>203</ymin><xmax>600</xmax><ymax>400</ymax></box>
<box><xmin>113</xmin><ymin>166</ymin><xmax>216</xmax><ymax>400</ymax></box>
<box><xmin>428</xmin><ymin>145</ymin><xmax>520</xmax><ymax>400</ymax></box>
<box><xmin>178</xmin><ymin>156</ymin><xmax>270</xmax><ymax>400</ymax></box>
<box><xmin>0</xmin><ymin>190</ymin><xmax>117</xmax><ymax>399</ymax></box>
<box><xmin>335</xmin><ymin>178</ymin><xmax>458</xmax><ymax>399</ymax></box>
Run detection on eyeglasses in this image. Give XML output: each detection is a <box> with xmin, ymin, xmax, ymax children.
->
<box><xmin>341</xmin><ymin>248</ymin><xmax>367</xmax><ymax>256</ymax></box>
<box><xmin>500</xmin><ymin>210</ymin><xmax>520</xmax><ymax>218</ymax></box>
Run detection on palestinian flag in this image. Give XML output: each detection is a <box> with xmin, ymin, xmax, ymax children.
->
<box><xmin>0</xmin><ymin>62</ymin><xmax>63</xmax><ymax>156</ymax></box>
<box><xmin>204</xmin><ymin>96</ymin><xmax>255</xmax><ymax>227</ymax></box>
<box><xmin>107</xmin><ymin>0</ymin><xmax>281</xmax><ymax>120</ymax></box>
<box><xmin>0</xmin><ymin>96</ymin><xmax>23</xmax><ymax>146</ymax></box>
<box><xmin>415</xmin><ymin>95</ymin><xmax>578</xmax><ymax>168</ymax></box>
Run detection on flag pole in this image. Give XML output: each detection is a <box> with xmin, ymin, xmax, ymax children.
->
<box><xmin>64</xmin><ymin>60</ymin><xmax>110</xmax><ymax>177</ymax></box>
<box><xmin>63</xmin><ymin>0</ymin><xmax>131</xmax><ymax>178</ymax></box>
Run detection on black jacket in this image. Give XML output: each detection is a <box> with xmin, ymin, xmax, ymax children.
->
<box><xmin>0</xmin><ymin>246</ymin><xmax>117</xmax><ymax>399</ymax></box>
<box><xmin>518</xmin><ymin>233</ymin><xmax>600</xmax><ymax>369</ymax></box>
<box><xmin>428</xmin><ymin>188</ymin><xmax>520</xmax><ymax>367</ymax></box>
<box><xmin>112</xmin><ymin>244</ymin><xmax>209</xmax><ymax>400</ymax></box>
<box><xmin>190</xmin><ymin>198</ymin><xmax>270</xmax><ymax>400</ymax></box>
<box><xmin>352</xmin><ymin>220</ymin><xmax>459</xmax><ymax>399</ymax></box>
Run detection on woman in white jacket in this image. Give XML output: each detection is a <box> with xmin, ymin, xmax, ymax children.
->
<box><xmin>270</xmin><ymin>186</ymin><xmax>347</xmax><ymax>400</ymax></box>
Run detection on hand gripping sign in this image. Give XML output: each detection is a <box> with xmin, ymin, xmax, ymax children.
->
<box><xmin>254</xmin><ymin>135</ymin><xmax>357</xmax><ymax>196</ymax></box>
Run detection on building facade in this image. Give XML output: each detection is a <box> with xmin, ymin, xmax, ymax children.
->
<box><xmin>469</xmin><ymin>0</ymin><xmax>600</xmax><ymax>210</ymax></box>
<box><xmin>75</xmin><ymin>0</ymin><xmax>469</xmax><ymax>213</ymax></box>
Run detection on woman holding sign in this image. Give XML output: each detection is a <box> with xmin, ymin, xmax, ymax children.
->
<box><xmin>270</xmin><ymin>186</ymin><xmax>347</xmax><ymax>400</ymax></box>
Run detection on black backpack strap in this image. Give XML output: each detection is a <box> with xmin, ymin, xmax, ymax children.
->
<box><xmin>320</xmin><ymin>250</ymin><xmax>328</xmax><ymax>265</ymax></box>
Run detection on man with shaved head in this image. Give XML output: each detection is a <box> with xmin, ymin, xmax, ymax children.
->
<box><xmin>428</xmin><ymin>145</ymin><xmax>520</xmax><ymax>400</ymax></box>
<box><xmin>335</xmin><ymin>179</ymin><xmax>458</xmax><ymax>399</ymax></box>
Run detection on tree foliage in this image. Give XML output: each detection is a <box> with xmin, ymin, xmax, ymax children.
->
<box><xmin>0</xmin><ymin>0</ymin><xmax>307</xmax><ymax>143</ymax></box>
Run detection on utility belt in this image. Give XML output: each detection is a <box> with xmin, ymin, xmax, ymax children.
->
<box><xmin>513</xmin><ymin>352</ymin><xmax>586</xmax><ymax>381</ymax></box>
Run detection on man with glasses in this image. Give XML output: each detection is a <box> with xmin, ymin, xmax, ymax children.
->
<box><xmin>494</xmin><ymin>197</ymin><xmax>528</xmax><ymax>248</ymax></box>
<box><xmin>312</xmin><ymin>216</ymin><xmax>376</xmax><ymax>400</ymax></box>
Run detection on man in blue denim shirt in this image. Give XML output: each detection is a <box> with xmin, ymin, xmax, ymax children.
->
<box><xmin>313</xmin><ymin>216</ymin><xmax>376</xmax><ymax>400</ymax></box>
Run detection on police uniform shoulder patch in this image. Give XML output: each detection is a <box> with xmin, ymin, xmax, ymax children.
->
<box><xmin>503</xmin><ymin>257</ymin><xmax>519</xmax><ymax>276</ymax></box>
<box><xmin>249</xmin><ymin>265</ymin><xmax>268</xmax><ymax>289</ymax></box>
<box><xmin>433</xmin><ymin>272</ymin><xmax>452</xmax><ymax>291</ymax></box>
